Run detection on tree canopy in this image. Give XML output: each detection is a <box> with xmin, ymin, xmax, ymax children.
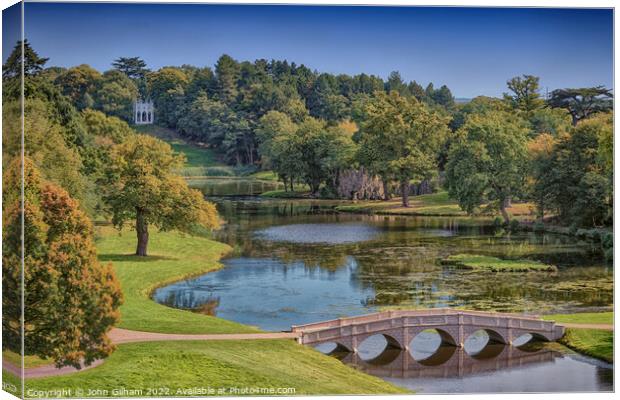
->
<box><xmin>100</xmin><ymin>134</ymin><xmax>220</xmax><ymax>256</ymax></box>
<box><xmin>2</xmin><ymin>157</ymin><xmax>123</xmax><ymax>368</ymax></box>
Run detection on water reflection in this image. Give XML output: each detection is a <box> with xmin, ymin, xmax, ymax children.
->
<box><xmin>322</xmin><ymin>332</ymin><xmax>613</xmax><ymax>393</ymax></box>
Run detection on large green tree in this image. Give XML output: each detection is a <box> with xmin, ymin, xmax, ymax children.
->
<box><xmin>94</xmin><ymin>70</ymin><xmax>139</xmax><ymax>122</ymax></box>
<box><xmin>358</xmin><ymin>91</ymin><xmax>448</xmax><ymax>207</ymax></box>
<box><xmin>503</xmin><ymin>75</ymin><xmax>545</xmax><ymax>117</ymax></box>
<box><xmin>445</xmin><ymin>111</ymin><xmax>530</xmax><ymax>223</ymax></box>
<box><xmin>55</xmin><ymin>64</ymin><xmax>103</xmax><ymax>110</ymax></box>
<box><xmin>101</xmin><ymin>134</ymin><xmax>220</xmax><ymax>256</ymax></box>
<box><xmin>2</xmin><ymin>39</ymin><xmax>49</xmax><ymax>78</ymax></box>
<box><xmin>548</xmin><ymin>86</ymin><xmax>613</xmax><ymax>125</ymax></box>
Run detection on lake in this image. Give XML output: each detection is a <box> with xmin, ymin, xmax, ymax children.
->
<box><xmin>153</xmin><ymin>195</ymin><xmax>613</xmax><ymax>393</ymax></box>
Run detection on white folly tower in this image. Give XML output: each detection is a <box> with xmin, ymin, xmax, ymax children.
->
<box><xmin>134</xmin><ymin>99</ymin><xmax>154</xmax><ymax>125</ymax></box>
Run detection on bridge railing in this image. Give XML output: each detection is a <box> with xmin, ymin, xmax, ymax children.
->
<box><xmin>291</xmin><ymin>309</ymin><xmax>547</xmax><ymax>333</ymax></box>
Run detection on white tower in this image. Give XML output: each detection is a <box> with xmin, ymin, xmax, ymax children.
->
<box><xmin>134</xmin><ymin>99</ymin><xmax>154</xmax><ymax>125</ymax></box>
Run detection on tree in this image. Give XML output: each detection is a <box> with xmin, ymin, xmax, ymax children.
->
<box><xmin>386</xmin><ymin>71</ymin><xmax>410</xmax><ymax>97</ymax></box>
<box><xmin>2</xmin><ymin>157</ymin><xmax>123</xmax><ymax>368</ymax></box>
<box><xmin>3</xmin><ymin>39</ymin><xmax>49</xmax><ymax>78</ymax></box>
<box><xmin>101</xmin><ymin>134</ymin><xmax>220</xmax><ymax>256</ymax></box>
<box><xmin>503</xmin><ymin>75</ymin><xmax>545</xmax><ymax>116</ymax></box>
<box><xmin>112</xmin><ymin>56</ymin><xmax>149</xmax><ymax>80</ymax></box>
<box><xmin>3</xmin><ymin>98</ymin><xmax>85</xmax><ymax>201</ymax></box>
<box><xmin>94</xmin><ymin>70</ymin><xmax>139</xmax><ymax>122</ymax></box>
<box><xmin>55</xmin><ymin>64</ymin><xmax>102</xmax><ymax>110</ymax></box>
<box><xmin>215</xmin><ymin>54</ymin><xmax>240</xmax><ymax>105</ymax></box>
<box><xmin>548</xmin><ymin>86</ymin><xmax>613</xmax><ymax>125</ymax></box>
<box><xmin>432</xmin><ymin>85</ymin><xmax>455</xmax><ymax>109</ymax></box>
<box><xmin>527</xmin><ymin>133</ymin><xmax>557</xmax><ymax>220</ymax></box>
<box><xmin>147</xmin><ymin>67</ymin><xmax>189</xmax><ymax>127</ymax></box>
<box><xmin>358</xmin><ymin>91</ymin><xmax>449</xmax><ymax>207</ymax></box>
<box><xmin>532</xmin><ymin>113</ymin><xmax>612</xmax><ymax>226</ymax></box>
<box><xmin>445</xmin><ymin>111</ymin><xmax>529</xmax><ymax>223</ymax></box>
<box><xmin>256</xmin><ymin>111</ymin><xmax>301</xmax><ymax>190</ymax></box>
<box><xmin>295</xmin><ymin>117</ymin><xmax>355</xmax><ymax>196</ymax></box>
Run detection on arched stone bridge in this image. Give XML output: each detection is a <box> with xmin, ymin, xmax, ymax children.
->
<box><xmin>291</xmin><ymin>309</ymin><xmax>565</xmax><ymax>353</ymax></box>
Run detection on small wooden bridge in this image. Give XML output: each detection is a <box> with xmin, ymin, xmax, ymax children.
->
<box><xmin>291</xmin><ymin>309</ymin><xmax>565</xmax><ymax>353</ymax></box>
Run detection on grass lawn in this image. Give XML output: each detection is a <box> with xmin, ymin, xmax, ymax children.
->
<box><xmin>543</xmin><ymin>312</ymin><xmax>613</xmax><ymax>325</ymax></box>
<box><xmin>4</xmin><ymin>341</ymin><xmax>407</xmax><ymax>396</ymax></box>
<box><xmin>335</xmin><ymin>191</ymin><xmax>535</xmax><ymax>218</ymax></box>
<box><xmin>260</xmin><ymin>190</ymin><xmax>311</xmax><ymax>198</ymax></box>
<box><xmin>96</xmin><ymin>226</ymin><xmax>258</xmax><ymax>334</ymax></box>
<box><xmin>440</xmin><ymin>254</ymin><xmax>557</xmax><ymax>272</ymax></box>
<box><xmin>335</xmin><ymin>191</ymin><xmax>466</xmax><ymax>216</ymax></box>
<box><xmin>557</xmin><ymin>329</ymin><xmax>613</xmax><ymax>363</ymax></box>
<box><xmin>543</xmin><ymin>312</ymin><xmax>613</xmax><ymax>363</ymax></box>
<box><xmin>3</xmin><ymin>351</ymin><xmax>51</xmax><ymax>369</ymax></box>
<box><xmin>249</xmin><ymin>170</ymin><xmax>279</xmax><ymax>181</ymax></box>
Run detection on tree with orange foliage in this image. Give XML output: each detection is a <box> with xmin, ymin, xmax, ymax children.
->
<box><xmin>2</xmin><ymin>157</ymin><xmax>123</xmax><ymax>368</ymax></box>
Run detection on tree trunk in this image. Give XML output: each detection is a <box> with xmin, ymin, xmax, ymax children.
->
<box><xmin>503</xmin><ymin>196</ymin><xmax>512</xmax><ymax>208</ymax></box>
<box><xmin>401</xmin><ymin>180</ymin><xmax>410</xmax><ymax>208</ymax></box>
<box><xmin>382</xmin><ymin>179</ymin><xmax>391</xmax><ymax>201</ymax></box>
<box><xmin>135</xmin><ymin>208</ymin><xmax>149</xmax><ymax>256</ymax></box>
<box><xmin>499</xmin><ymin>203</ymin><xmax>510</xmax><ymax>225</ymax></box>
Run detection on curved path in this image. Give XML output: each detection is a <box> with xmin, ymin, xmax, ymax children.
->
<box><xmin>5</xmin><ymin>322</ymin><xmax>612</xmax><ymax>379</ymax></box>
<box><xmin>108</xmin><ymin>327</ymin><xmax>300</xmax><ymax>344</ymax></box>
<box><xmin>4</xmin><ymin>328</ymin><xmax>301</xmax><ymax>379</ymax></box>
<box><xmin>561</xmin><ymin>322</ymin><xmax>613</xmax><ymax>331</ymax></box>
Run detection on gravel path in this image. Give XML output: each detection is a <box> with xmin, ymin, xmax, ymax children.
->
<box><xmin>561</xmin><ymin>323</ymin><xmax>614</xmax><ymax>331</ymax></box>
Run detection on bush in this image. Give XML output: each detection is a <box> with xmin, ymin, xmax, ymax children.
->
<box><xmin>602</xmin><ymin>232</ymin><xmax>613</xmax><ymax>250</ymax></box>
<box><xmin>533</xmin><ymin>221</ymin><xmax>545</xmax><ymax>233</ymax></box>
<box><xmin>509</xmin><ymin>219</ymin><xmax>520</xmax><ymax>232</ymax></box>
<box><xmin>493</xmin><ymin>216</ymin><xmax>504</xmax><ymax>227</ymax></box>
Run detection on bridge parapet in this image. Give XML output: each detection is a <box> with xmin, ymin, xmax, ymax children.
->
<box><xmin>292</xmin><ymin>309</ymin><xmax>564</xmax><ymax>352</ymax></box>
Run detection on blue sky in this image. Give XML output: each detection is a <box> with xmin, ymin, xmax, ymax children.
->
<box><xmin>2</xmin><ymin>3</ymin><xmax>614</xmax><ymax>98</ymax></box>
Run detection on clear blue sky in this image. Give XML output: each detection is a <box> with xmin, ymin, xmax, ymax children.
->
<box><xmin>3</xmin><ymin>3</ymin><xmax>614</xmax><ymax>98</ymax></box>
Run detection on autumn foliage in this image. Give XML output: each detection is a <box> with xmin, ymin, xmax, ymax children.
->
<box><xmin>2</xmin><ymin>157</ymin><xmax>123</xmax><ymax>368</ymax></box>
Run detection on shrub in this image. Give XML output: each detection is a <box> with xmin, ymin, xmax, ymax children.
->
<box><xmin>533</xmin><ymin>221</ymin><xmax>545</xmax><ymax>233</ymax></box>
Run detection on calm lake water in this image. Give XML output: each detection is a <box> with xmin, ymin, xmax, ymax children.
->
<box><xmin>153</xmin><ymin>195</ymin><xmax>613</xmax><ymax>393</ymax></box>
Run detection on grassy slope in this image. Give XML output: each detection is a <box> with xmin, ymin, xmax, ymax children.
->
<box><xmin>96</xmin><ymin>226</ymin><xmax>258</xmax><ymax>334</ymax></box>
<box><xmin>543</xmin><ymin>312</ymin><xmax>613</xmax><ymax>363</ymax></box>
<box><xmin>5</xmin><ymin>341</ymin><xmax>406</xmax><ymax>396</ymax></box>
<box><xmin>134</xmin><ymin>125</ymin><xmax>236</xmax><ymax>177</ymax></box>
<box><xmin>441</xmin><ymin>254</ymin><xmax>557</xmax><ymax>272</ymax></box>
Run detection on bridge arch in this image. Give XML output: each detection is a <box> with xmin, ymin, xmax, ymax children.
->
<box><xmin>314</xmin><ymin>341</ymin><xmax>352</xmax><ymax>355</ymax></box>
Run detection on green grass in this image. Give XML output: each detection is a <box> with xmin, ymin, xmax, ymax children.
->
<box><xmin>96</xmin><ymin>226</ymin><xmax>258</xmax><ymax>334</ymax></box>
<box><xmin>260</xmin><ymin>190</ymin><xmax>310</xmax><ymax>199</ymax></box>
<box><xmin>542</xmin><ymin>312</ymin><xmax>613</xmax><ymax>363</ymax></box>
<box><xmin>336</xmin><ymin>191</ymin><xmax>466</xmax><ymax>216</ymax></box>
<box><xmin>134</xmin><ymin>125</ymin><xmax>232</xmax><ymax>175</ymax></box>
<box><xmin>336</xmin><ymin>191</ymin><xmax>535</xmax><ymax>218</ymax></box>
<box><xmin>3</xmin><ymin>351</ymin><xmax>50</xmax><ymax>369</ymax></box>
<box><xmin>440</xmin><ymin>254</ymin><xmax>557</xmax><ymax>272</ymax></box>
<box><xmin>543</xmin><ymin>312</ymin><xmax>613</xmax><ymax>325</ymax></box>
<box><xmin>5</xmin><ymin>341</ymin><xmax>407</xmax><ymax>396</ymax></box>
<box><xmin>558</xmin><ymin>329</ymin><xmax>613</xmax><ymax>363</ymax></box>
<box><xmin>249</xmin><ymin>170</ymin><xmax>279</xmax><ymax>181</ymax></box>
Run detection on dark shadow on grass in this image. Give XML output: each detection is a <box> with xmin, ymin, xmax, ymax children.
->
<box><xmin>99</xmin><ymin>254</ymin><xmax>176</xmax><ymax>262</ymax></box>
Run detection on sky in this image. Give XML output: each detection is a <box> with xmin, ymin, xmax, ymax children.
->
<box><xmin>2</xmin><ymin>3</ymin><xmax>614</xmax><ymax>98</ymax></box>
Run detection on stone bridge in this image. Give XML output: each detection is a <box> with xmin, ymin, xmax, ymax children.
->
<box><xmin>291</xmin><ymin>309</ymin><xmax>565</xmax><ymax>353</ymax></box>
